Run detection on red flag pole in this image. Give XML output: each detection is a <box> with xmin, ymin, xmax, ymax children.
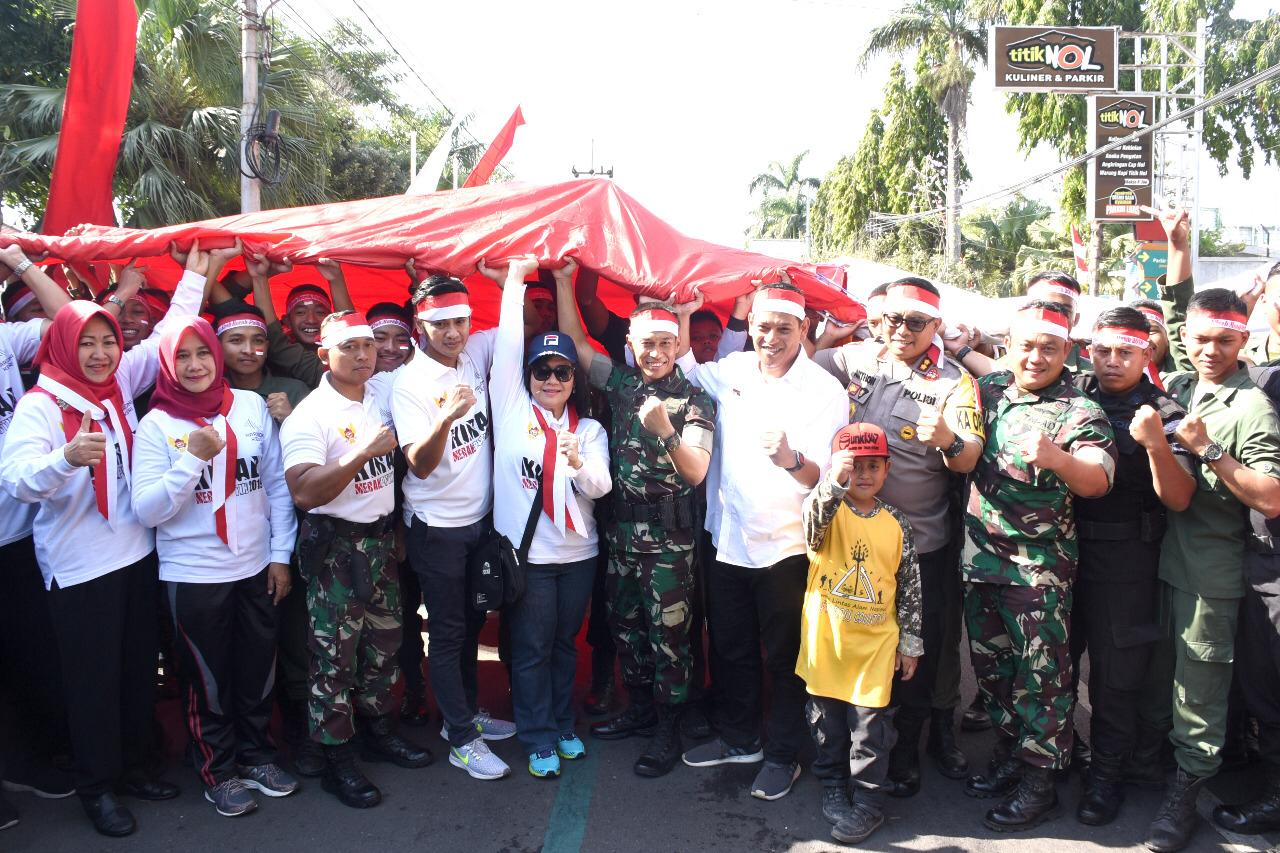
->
<box><xmin>461</xmin><ymin>107</ymin><xmax>525</xmax><ymax>189</ymax></box>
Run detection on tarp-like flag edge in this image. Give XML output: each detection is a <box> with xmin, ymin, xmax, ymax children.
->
<box><xmin>2</xmin><ymin>179</ymin><xmax>864</xmax><ymax>323</ymax></box>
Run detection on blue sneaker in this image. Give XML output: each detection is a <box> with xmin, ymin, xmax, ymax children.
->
<box><xmin>528</xmin><ymin>749</ymin><xmax>561</xmax><ymax>778</ymax></box>
<box><xmin>557</xmin><ymin>733</ymin><xmax>586</xmax><ymax>760</ymax></box>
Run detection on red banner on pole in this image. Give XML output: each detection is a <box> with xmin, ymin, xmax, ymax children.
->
<box><xmin>43</xmin><ymin>0</ymin><xmax>138</xmax><ymax>235</ymax></box>
<box><xmin>461</xmin><ymin>107</ymin><xmax>525</xmax><ymax>189</ymax></box>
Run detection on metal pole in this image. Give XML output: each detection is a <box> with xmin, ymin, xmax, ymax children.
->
<box><xmin>240</xmin><ymin>0</ymin><xmax>261</xmax><ymax>214</ymax></box>
<box><xmin>451</xmin><ymin>152</ymin><xmax>458</xmax><ymax>190</ymax></box>
<box><xmin>409</xmin><ymin>130</ymin><xmax>417</xmax><ymax>187</ymax></box>
<box><xmin>1190</xmin><ymin>19</ymin><xmax>1206</xmax><ymax>281</ymax></box>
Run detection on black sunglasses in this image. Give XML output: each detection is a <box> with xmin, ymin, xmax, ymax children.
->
<box><xmin>532</xmin><ymin>364</ymin><xmax>575</xmax><ymax>382</ymax></box>
<box><xmin>881</xmin><ymin>312</ymin><xmax>935</xmax><ymax>333</ymax></box>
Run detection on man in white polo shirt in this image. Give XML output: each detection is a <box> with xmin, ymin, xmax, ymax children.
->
<box><xmin>681</xmin><ymin>282</ymin><xmax>848</xmax><ymax>801</ymax></box>
<box><xmin>391</xmin><ymin>274</ymin><xmax>515</xmax><ymax>782</ymax></box>
<box><xmin>281</xmin><ymin>311</ymin><xmax>432</xmax><ymax>810</ymax></box>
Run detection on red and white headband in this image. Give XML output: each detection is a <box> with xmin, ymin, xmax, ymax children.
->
<box><xmin>1135</xmin><ymin>306</ymin><xmax>1166</xmax><ymax>330</ymax></box>
<box><xmin>883</xmin><ymin>284</ymin><xmax>941</xmax><ymax>319</ymax></box>
<box><xmin>416</xmin><ymin>291</ymin><xmax>472</xmax><ymax>322</ymax></box>
<box><xmin>370</xmin><ymin>316</ymin><xmax>411</xmax><ymax>334</ymax></box>
<box><xmin>1028</xmin><ymin>281</ymin><xmax>1079</xmax><ymax>303</ymax></box>
<box><xmin>1092</xmin><ymin>325</ymin><xmax>1150</xmax><ymax>350</ymax></box>
<box><xmin>1012</xmin><ymin>307</ymin><xmax>1071</xmax><ymax>340</ymax></box>
<box><xmin>629</xmin><ymin>308</ymin><xmax>679</xmax><ymax>339</ymax></box>
<box><xmin>320</xmin><ymin>312</ymin><xmax>374</xmax><ymax>349</ymax></box>
<box><xmin>752</xmin><ymin>286</ymin><xmax>806</xmax><ymax>320</ymax></box>
<box><xmin>1187</xmin><ymin>310</ymin><xmax>1248</xmax><ymax>334</ymax></box>
<box><xmin>215</xmin><ymin>313</ymin><xmax>268</xmax><ymax>336</ymax></box>
<box><xmin>285</xmin><ymin>290</ymin><xmax>333</xmax><ymax>316</ymax></box>
<box><xmin>865</xmin><ymin>293</ymin><xmax>886</xmax><ymax>315</ymax></box>
<box><xmin>6</xmin><ymin>287</ymin><xmax>36</xmax><ymax>318</ymax></box>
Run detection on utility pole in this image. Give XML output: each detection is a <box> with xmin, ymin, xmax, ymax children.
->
<box><xmin>240</xmin><ymin>0</ymin><xmax>261</xmax><ymax>214</ymax></box>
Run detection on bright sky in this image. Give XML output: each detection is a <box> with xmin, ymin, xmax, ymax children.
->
<box><xmin>304</xmin><ymin>0</ymin><xmax>1280</xmax><ymax>248</ymax></box>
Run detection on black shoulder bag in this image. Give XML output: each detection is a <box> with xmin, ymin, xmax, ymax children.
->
<box><xmin>467</xmin><ymin>480</ymin><xmax>542</xmax><ymax>612</ymax></box>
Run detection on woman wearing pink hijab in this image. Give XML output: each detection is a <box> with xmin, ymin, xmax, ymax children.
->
<box><xmin>133</xmin><ymin>317</ymin><xmax>298</xmax><ymax>818</ymax></box>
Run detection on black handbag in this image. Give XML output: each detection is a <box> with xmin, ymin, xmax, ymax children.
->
<box><xmin>468</xmin><ymin>481</ymin><xmax>543</xmax><ymax>612</ymax></box>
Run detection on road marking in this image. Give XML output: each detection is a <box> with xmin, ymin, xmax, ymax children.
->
<box><xmin>541</xmin><ymin>741</ymin><xmax>600</xmax><ymax>853</ymax></box>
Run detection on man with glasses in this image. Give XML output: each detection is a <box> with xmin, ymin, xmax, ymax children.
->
<box><xmin>813</xmin><ymin>277</ymin><xmax>984</xmax><ymax>802</ymax></box>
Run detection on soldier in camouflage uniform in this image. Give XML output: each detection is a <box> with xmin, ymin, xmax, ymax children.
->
<box><xmin>280</xmin><ymin>311</ymin><xmax>432</xmax><ymax>810</ymax></box>
<box><xmin>960</xmin><ymin>300</ymin><xmax>1116</xmax><ymax>833</ymax></box>
<box><xmin>554</xmin><ymin>268</ymin><xmax>715</xmax><ymax>778</ymax></box>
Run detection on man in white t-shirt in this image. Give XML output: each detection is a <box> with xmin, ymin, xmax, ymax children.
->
<box><xmin>391</xmin><ymin>274</ymin><xmax>515</xmax><ymax>781</ymax></box>
<box><xmin>681</xmin><ymin>282</ymin><xmax>848</xmax><ymax>802</ymax></box>
<box><xmin>280</xmin><ymin>311</ymin><xmax>432</xmax><ymax>810</ymax></box>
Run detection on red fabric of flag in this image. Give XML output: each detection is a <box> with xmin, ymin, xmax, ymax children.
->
<box><xmin>43</xmin><ymin>0</ymin><xmax>138</xmax><ymax>236</ymax></box>
<box><xmin>462</xmin><ymin>107</ymin><xmax>525</xmax><ymax>189</ymax></box>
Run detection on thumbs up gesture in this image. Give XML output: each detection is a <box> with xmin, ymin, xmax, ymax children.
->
<box><xmin>186</xmin><ymin>425</ymin><xmax>226</xmax><ymax>461</ymax></box>
<box><xmin>915</xmin><ymin>404</ymin><xmax>954</xmax><ymax>450</ymax></box>
<box><xmin>63</xmin><ymin>411</ymin><xmax>108</xmax><ymax>468</ymax></box>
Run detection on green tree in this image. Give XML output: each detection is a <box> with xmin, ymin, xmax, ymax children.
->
<box><xmin>0</xmin><ymin>1</ymin><xmax>437</xmax><ymax>229</ymax></box>
<box><xmin>959</xmin><ymin>194</ymin><xmax>1051</xmax><ymax>280</ymax></box>
<box><xmin>861</xmin><ymin>0</ymin><xmax>989</xmax><ymax>263</ymax></box>
<box><xmin>747</xmin><ymin>151</ymin><xmax>821</xmax><ymax>239</ymax></box>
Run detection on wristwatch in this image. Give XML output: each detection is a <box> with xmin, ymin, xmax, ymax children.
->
<box><xmin>106</xmin><ymin>294</ymin><xmax>126</xmax><ymax>310</ymax></box>
<box><xmin>10</xmin><ymin>258</ymin><xmax>33</xmax><ymax>279</ymax></box>
<box><xmin>785</xmin><ymin>450</ymin><xmax>806</xmax><ymax>473</ymax></box>
<box><xmin>1200</xmin><ymin>442</ymin><xmax>1224</xmax><ymax>463</ymax></box>
<box><xmin>660</xmin><ymin>432</ymin><xmax>682</xmax><ymax>454</ymax></box>
<box><xmin>954</xmin><ymin>345</ymin><xmax>973</xmax><ymax>361</ymax></box>
<box><xmin>943</xmin><ymin>435</ymin><xmax>967</xmax><ymax>459</ymax></box>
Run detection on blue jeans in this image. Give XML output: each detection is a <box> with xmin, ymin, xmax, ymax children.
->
<box><xmin>508</xmin><ymin>557</ymin><xmax>596</xmax><ymax>755</ymax></box>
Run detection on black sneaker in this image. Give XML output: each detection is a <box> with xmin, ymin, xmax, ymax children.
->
<box><xmin>237</xmin><ymin>763</ymin><xmax>300</xmax><ymax>797</ymax></box>
<box><xmin>2</xmin><ymin>765</ymin><xmax>76</xmax><ymax>799</ymax></box>
<box><xmin>204</xmin><ymin>778</ymin><xmax>257</xmax><ymax>817</ymax></box>
<box><xmin>682</xmin><ymin>737</ymin><xmax>764</xmax><ymax>767</ymax></box>
<box><xmin>750</xmin><ymin>761</ymin><xmax>801</xmax><ymax>801</ymax></box>
<box><xmin>831</xmin><ymin>804</ymin><xmax>884</xmax><ymax>844</ymax></box>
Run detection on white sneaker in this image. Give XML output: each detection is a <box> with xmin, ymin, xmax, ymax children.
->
<box><xmin>441</xmin><ymin>709</ymin><xmax>517</xmax><ymax>742</ymax></box>
<box><xmin>448</xmin><ymin>739</ymin><xmax>511</xmax><ymax>780</ymax></box>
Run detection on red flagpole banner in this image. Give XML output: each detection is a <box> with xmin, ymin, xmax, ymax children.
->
<box><xmin>42</xmin><ymin>0</ymin><xmax>138</xmax><ymax>235</ymax></box>
<box><xmin>461</xmin><ymin>106</ymin><xmax>526</xmax><ymax>189</ymax></box>
<box><xmin>4</xmin><ymin>179</ymin><xmax>865</xmax><ymax>329</ymax></box>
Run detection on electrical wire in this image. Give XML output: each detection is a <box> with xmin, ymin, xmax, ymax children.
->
<box><xmin>869</xmin><ymin>57</ymin><xmax>1280</xmax><ymax>227</ymax></box>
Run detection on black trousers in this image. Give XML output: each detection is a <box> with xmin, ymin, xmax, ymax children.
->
<box><xmin>169</xmin><ymin>568</ymin><xmax>280</xmax><ymax>786</ymax></box>
<box><xmin>398</xmin><ymin>560</ymin><xmax>427</xmax><ymax>698</ymax></box>
<box><xmin>585</xmin><ymin>542</ymin><xmax>617</xmax><ymax>687</ymax></box>
<box><xmin>47</xmin><ymin>555</ymin><xmax>159</xmax><ymax>796</ymax></box>
<box><xmin>707</xmin><ymin>554</ymin><xmax>809</xmax><ymax>764</ymax></box>
<box><xmin>0</xmin><ymin>535</ymin><xmax>68</xmax><ymax>766</ymax></box>
<box><xmin>276</xmin><ymin>558</ymin><xmax>311</xmax><ymax>704</ymax></box>
<box><xmin>808</xmin><ymin>696</ymin><xmax>896</xmax><ymax>811</ymax></box>
<box><xmin>1238</xmin><ymin>554</ymin><xmax>1280</xmax><ymax>767</ymax></box>
<box><xmin>1069</xmin><ymin>538</ymin><xmax>1163</xmax><ymax>756</ymax></box>
<box><xmin>408</xmin><ymin>517</ymin><xmax>487</xmax><ymax>748</ymax></box>
<box><xmin>890</xmin><ymin>547</ymin><xmax>947</xmax><ymax>723</ymax></box>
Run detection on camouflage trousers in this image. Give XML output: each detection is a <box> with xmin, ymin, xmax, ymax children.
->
<box><xmin>607</xmin><ymin>548</ymin><xmax>695</xmax><ymax>706</ymax></box>
<box><xmin>303</xmin><ymin>519</ymin><xmax>402</xmax><ymax>746</ymax></box>
<box><xmin>964</xmin><ymin>581</ymin><xmax>1074</xmax><ymax>769</ymax></box>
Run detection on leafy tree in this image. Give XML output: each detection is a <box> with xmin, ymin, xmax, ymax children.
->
<box><xmin>747</xmin><ymin>151</ymin><xmax>821</xmax><ymax>239</ymax></box>
<box><xmin>959</xmin><ymin>194</ymin><xmax>1051</xmax><ymax>279</ymax></box>
<box><xmin>0</xmin><ymin>1</ymin><xmax>438</xmax><ymax>229</ymax></box>
<box><xmin>861</xmin><ymin>0</ymin><xmax>989</xmax><ymax>263</ymax></box>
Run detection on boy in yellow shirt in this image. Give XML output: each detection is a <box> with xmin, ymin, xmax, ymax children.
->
<box><xmin>798</xmin><ymin>422</ymin><xmax>923</xmax><ymax>845</ymax></box>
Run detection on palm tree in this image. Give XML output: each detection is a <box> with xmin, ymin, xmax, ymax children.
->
<box><xmin>0</xmin><ymin>0</ymin><xmax>421</xmax><ymax>228</ymax></box>
<box><xmin>861</xmin><ymin>0</ymin><xmax>989</xmax><ymax>264</ymax></box>
<box><xmin>748</xmin><ymin>151</ymin><xmax>821</xmax><ymax>240</ymax></box>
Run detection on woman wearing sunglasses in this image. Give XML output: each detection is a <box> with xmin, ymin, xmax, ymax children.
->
<box><xmin>482</xmin><ymin>256</ymin><xmax>611</xmax><ymax>779</ymax></box>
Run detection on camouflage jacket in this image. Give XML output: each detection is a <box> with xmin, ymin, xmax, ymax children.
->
<box><xmin>587</xmin><ymin>354</ymin><xmax>716</xmax><ymax>553</ymax></box>
<box><xmin>964</xmin><ymin>371</ymin><xmax>1116</xmax><ymax>587</ymax></box>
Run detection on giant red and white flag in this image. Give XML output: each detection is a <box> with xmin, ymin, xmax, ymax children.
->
<box><xmin>461</xmin><ymin>107</ymin><xmax>524</xmax><ymax>188</ymax></box>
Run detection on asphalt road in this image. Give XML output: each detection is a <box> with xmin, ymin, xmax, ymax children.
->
<box><xmin>4</xmin><ymin>626</ymin><xmax>1278</xmax><ymax>853</ymax></box>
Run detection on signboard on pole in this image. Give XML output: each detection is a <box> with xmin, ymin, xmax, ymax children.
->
<box><xmin>1088</xmin><ymin>94</ymin><xmax>1155</xmax><ymax>222</ymax></box>
<box><xmin>991</xmin><ymin>26</ymin><xmax>1119</xmax><ymax>92</ymax></box>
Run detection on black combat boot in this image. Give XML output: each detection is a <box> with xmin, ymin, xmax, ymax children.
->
<box><xmin>360</xmin><ymin>715</ymin><xmax>433</xmax><ymax>768</ymax></box>
<box><xmin>634</xmin><ymin>706</ymin><xmax>682</xmax><ymax>777</ymax></box>
<box><xmin>1212</xmin><ymin>765</ymin><xmax>1280</xmax><ymax>834</ymax></box>
<box><xmin>961</xmin><ymin>695</ymin><xmax>992</xmax><ymax>732</ymax></box>
<box><xmin>821</xmin><ymin>784</ymin><xmax>856</xmax><ymax>825</ymax></box>
<box><xmin>1125</xmin><ymin>724</ymin><xmax>1174</xmax><ymax>789</ymax></box>
<box><xmin>320</xmin><ymin>743</ymin><xmax>381</xmax><ymax>809</ymax></box>
<box><xmin>1077</xmin><ymin>749</ymin><xmax>1126</xmax><ymax>826</ymax></box>
<box><xmin>926</xmin><ymin>708</ymin><xmax>969</xmax><ymax>779</ymax></box>
<box><xmin>886</xmin><ymin>711</ymin><xmax>926</xmax><ymax>798</ymax></box>
<box><xmin>1145</xmin><ymin>767</ymin><xmax>1205</xmax><ymax>852</ymax></box>
<box><xmin>1070</xmin><ymin>734</ymin><xmax>1093</xmax><ymax>774</ymax></box>
<box><xmin>983</xmin><ymin>764</ymin><xmax>1060</xmax><ymax>831</ymax></box>
<box><xmin>590</xmin><ymin>687</ymin><xmax>657</xmax><ymax>740</ymax></box>
<box><xmin>965</xmin><ymin>736</ymin><xmax>1022</xmax><ymax>799</ymax></box>
<box><xmin>283</xmin><ymin>699</ymin><xmax>325</xmax><ymax>778</ymax></box>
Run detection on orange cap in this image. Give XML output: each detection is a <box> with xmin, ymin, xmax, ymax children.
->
<box><xmin>832</xmin><ymin>422</ymin><xmax>889</xmax><ymax>457</ymax></box>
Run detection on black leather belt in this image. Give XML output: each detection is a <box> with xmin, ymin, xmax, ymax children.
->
<box><xmin>1077</xmin><ymin>512</ymin><xmax>1165</xmax><ymax>543</ymax></box>
<box><xmin>308</xmin><ymin>512</ymin><xmax>394</xmax><ymax>539</ymax></box>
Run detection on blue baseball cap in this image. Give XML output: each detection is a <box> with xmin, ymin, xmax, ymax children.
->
<box><xmin>526</xmin><ymin>332</ymin><xmax>578</xmax><ymax>366</ymax></box>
